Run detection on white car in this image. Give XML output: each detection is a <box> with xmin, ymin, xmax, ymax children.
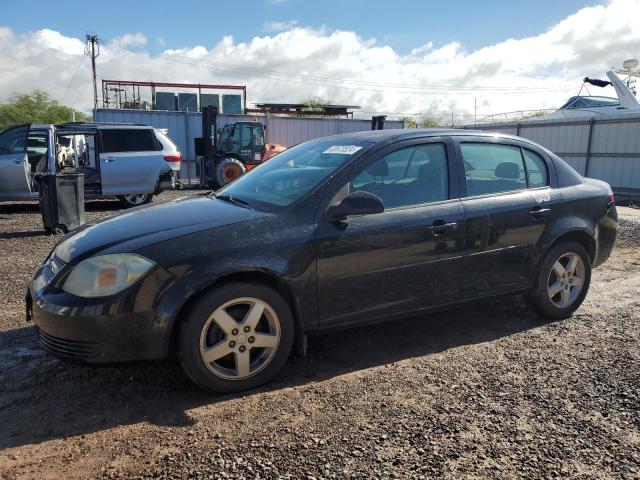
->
<box><xmin>0</xmin><ymin>123</ymin><xmax>182</xmax><ymax>207</ymax></box>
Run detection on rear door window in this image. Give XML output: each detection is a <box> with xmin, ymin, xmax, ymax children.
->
<box><xmin>523</xmin><ymin>149</ymin><xmax>549</xmax><ymax>188</ymax></box>
<box><xmin>461</xmin><ymin>143</ymin><xmax>526</xmax><ymax>196</ymax></box>
<box><xmin>100</xmin><ymin>129</ymin><xmax>160</xmax><ymax>153</ymax></box>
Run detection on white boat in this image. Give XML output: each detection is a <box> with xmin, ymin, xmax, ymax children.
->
<box><xmin>477</xmin><ymin>60</ymin><xmax>640</xmax><ymax>124</ymax></box>
<box><xmin>535</xmin><ymin>59</ymin><xmax>640</xmax><ymax>121</ymax></box>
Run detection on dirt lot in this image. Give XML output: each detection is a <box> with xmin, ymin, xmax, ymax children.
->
<box><xmin>0</xmin><ymin>192</ymin><xmax>638</xmax><ymax>479</ymax></box>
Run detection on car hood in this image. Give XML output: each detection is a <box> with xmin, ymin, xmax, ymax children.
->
<box><xmin>54</xmin><ymin>195</ymin><xmax>266</xmax><ymax>263</ymax></box>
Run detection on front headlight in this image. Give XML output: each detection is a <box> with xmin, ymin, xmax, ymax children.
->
<box><xmin>62</xmin><ymin>254</ymin><xmax>155</xmax><ymax>298</ymax></box>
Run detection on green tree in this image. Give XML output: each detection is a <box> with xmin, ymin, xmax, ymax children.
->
<box><xmin>419</xmin><ymin>117</ymin><xmax>441</xmax><ymax>128</ymax></box>
<box><xmin>403</xmin><ymin>117</ymin><xmax>418</xmax><ymax>128</ymax></box>
<box><xmin>301</xmin><ymin>96</ymin><xmax>330</xmax><ymax>111</ymax></box>
<box><xmin>0</xmin><ymin>90</ymin><xmax>91</xmax><ymax>130</ymax></box>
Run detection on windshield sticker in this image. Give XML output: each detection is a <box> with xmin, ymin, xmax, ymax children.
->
<box><xmin>323</xmin><ymin>145</ymin><xmax>363</xmax><ymax>155</ymax></box>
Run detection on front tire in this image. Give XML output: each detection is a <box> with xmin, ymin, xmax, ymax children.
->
<box><xmin>118</xmin><ymin>193</ymin><xmax>153</xmax><ymax>208</ymax></box>
<box><xmin>178</xmin><ymin>283</ymin><xmax>295</xmax><ymax>393</ymax></box>
<box><xmin>525</xmin><ymin>241</ymin><xmax>591</xmax><ymax>319</ymax></box>
<box><xmin>214</xmin><ymin>158</ymin><xmax>246</xmax><ymax>188</ymax></box>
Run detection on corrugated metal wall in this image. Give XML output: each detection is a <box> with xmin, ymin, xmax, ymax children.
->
<box><xmin>462</xmin><ymin>113</ymin><xmax>640</xmax><ymax>195</ymax></box>
<box><xmin>94</xmin><ymin>109</ymin><xmax>203</xmax><ymax>161</ymax></box>
<box><xmin>95</xmin><ymin>109</ymin><xmax>403</xmax><ymax>156</ymax></box>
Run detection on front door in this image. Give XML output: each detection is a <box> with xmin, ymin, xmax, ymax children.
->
<box><xmin>237</xmin><ymin>123</ymin><xmax>254</xmax><ymax>164</ymax></box>
<box><xmin>456</xmin><ymin>138</ymin><xmax>553</xmax><ymax>296</ymax></box>
<box><xmin>0</xmin><ymin>124</ymin><xmax>32</xmax><ymax>200</ymax></box>
<box><xmin>99</xmin><ymin>128</ymin><xmax>164</xmax><ymax>195</ymax></box>
<box><xmin>316</xmin><ymin>139</ymin><xmax>465</xmax><ymax>327</ymax></box>
<box><xmin>249</xmin><ymin>123</ymin><xmax>266</xmax><ymax>164</ymax></box>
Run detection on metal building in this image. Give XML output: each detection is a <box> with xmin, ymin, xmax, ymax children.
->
<box><xmin>93</xmin><ymin>109</ymin><xmax>404</xmax><ymax>183</ymax></box>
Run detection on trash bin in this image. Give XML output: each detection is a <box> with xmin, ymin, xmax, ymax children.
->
<box><xmin>37</xmin><ymin>173</ymin><xmax>85</xmax><ymax>234</ymax></box>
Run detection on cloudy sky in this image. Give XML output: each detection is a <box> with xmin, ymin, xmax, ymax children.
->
<box><xmin>0</xmin><ymin>0</ymin><xmax>638</xmax><ymax>121</ymax></box>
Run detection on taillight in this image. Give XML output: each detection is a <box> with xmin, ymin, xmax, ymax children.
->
<box><xmin>164</xmin><ymin>153</ymin><xmax>182</xmax><ymax>162</ymax></box>
<box><xmin>609</xmin><ymin>192</ymin><xmax>615</xmax><ymax>205</ymax></box>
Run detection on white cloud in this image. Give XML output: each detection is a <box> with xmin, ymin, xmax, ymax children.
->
<box><xmin>0</xmin><ymin>0</ymin><xmax>638</xmax><ymax>121</ymax></box>
<box><xmin>111</xmin><ymin>32</ymin><xmax>147</xmax><ymax>48</ymax></box>
<box><xmin>263</xmin><ymin>20</ymin><xmax>299</xmax><ymax>32</ymax></box>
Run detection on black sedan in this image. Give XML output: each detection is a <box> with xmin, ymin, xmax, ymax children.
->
<box><xmin>27</xmin><ymin>129</ymin><xmax>617</xmax><ymax>392</ymax></box>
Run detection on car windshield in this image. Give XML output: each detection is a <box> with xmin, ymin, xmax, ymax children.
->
<box><xmin>218</xmin><ymin>138</ymin><xmax>371</xmax><ymax>210</ymax></box>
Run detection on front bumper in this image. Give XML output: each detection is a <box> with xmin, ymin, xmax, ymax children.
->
<box><xmin>26</xmin><ymin>265</ymin><xmax>175</xmax><ymax>364</ymax></box>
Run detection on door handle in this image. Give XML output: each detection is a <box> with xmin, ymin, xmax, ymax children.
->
<box><xmin>529</xmin><ymin>206</ymin><xmax>551</xmax><ymax>218</ymax></box>
<box><xmin>14</xmin><ymin>159</ymin><xmax>24</xmax><ymax>164</ymax></box>
<box><xmin>429</xmin><ymin>220</ymin><xmax>458</xmax><ymax>236</ymax></box>
<box><xmin>102</xmin><ymin>156</ymin><xmax>116</xmax><ymax>163</ymax></box>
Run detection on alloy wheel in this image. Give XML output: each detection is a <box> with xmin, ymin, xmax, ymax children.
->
<box><xmin>199</xmin><ymin>297</ymin><xmax>281</xmax><ymax>380</ymax></box>
<box><xmin>547</xmin><ymin>252</ymin><xmax>585</xmax><ymax>308</ymax></box>
<box><xmin>123</xmin><ymin>194</ymin><xmax>148</xmax><ymax>205</ymax></box>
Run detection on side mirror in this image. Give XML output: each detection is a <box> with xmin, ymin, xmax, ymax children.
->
<box><xmin>326</xmin><ymin>191</ymin><xmax>384</xmax><ymax>221</ymax></box>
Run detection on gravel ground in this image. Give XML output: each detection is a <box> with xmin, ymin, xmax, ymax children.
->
<box><xmin>0</xmin><ymin>194</ymin><xmax>638</xmax><ymax>479</ymax></box>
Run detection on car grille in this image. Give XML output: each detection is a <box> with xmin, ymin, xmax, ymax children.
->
<box><xmin>41</xmin><ymin>255</ymin><xmax>66</xmax><ymax>285</ymax></box>
<box><xmin>37</xmin><ymin>329</ymin><xmax>96</xmax><ymax>359</ymax></box>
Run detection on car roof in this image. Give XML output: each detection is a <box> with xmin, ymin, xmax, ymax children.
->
<box><xmin>30</xmin><ymin>122</ymin><xmax>155</xmax><ymax>131</ymax></box>
<box><xmin>315</xmin><ymin>128</ymin><xmax>527</xmax><ymax>145</ymax></box>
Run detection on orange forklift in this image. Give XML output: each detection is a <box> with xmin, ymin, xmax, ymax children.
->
<box><xmin>196</xmin><ymin>106</ymin><xmax>285</xmax><ymax>187</ymax></box>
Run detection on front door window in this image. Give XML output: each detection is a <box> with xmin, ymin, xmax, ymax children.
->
<box><xmin>347</xmin><ymin>143</ymin><xmax>449</xmax><ymax>208</ymax></box>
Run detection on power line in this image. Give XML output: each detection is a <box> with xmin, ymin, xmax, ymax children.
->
<box><xmin>120</xmin><ymin>44</ymin><xmax>574</xmax><ymax>96</ymax></box>
<box><xmin>167</xmin><ymin>53</ymin><xmax>573</xmax><ymax>96</ymax></box>
<box><xmin>61</xmin><ymin>55</ymin><xmax>86</xmax><ymax>104</ymax></box>
<box><xmin>71</xmin><ymin>78</ymin><xmax>93</xmax><ymax>109</ymax></box>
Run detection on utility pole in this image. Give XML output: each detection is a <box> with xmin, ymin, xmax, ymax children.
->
<box><xmin>85</xmin><ymin>34</ymin><xmax>100</xmax><ymax>111</ymax></box>
<box><xmin>474</xmin><ymin>97</ymin><xmax>477</xmax><ymax>127</ymax></box>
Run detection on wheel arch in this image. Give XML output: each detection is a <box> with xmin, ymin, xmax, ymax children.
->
<box><xmin>168</xmin><ymin>269</ymin><xmax>306</xmax><ymax>357</ymax></box>
<box><xmin>545</xmin><ymin>229</ymin><xmax>596</xmax><ymax>263</ymax></box>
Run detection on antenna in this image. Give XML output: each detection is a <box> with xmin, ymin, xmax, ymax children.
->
<box><xmin>613</xmin><ymin>59</ymin><xmax>640</xmax><ymax>97</ymax></box>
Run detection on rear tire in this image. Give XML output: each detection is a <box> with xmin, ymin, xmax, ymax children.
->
<box><xmin>178</xmin><ymin>283</ymin><xmax>294</xmax><ymax>393</ymax></box>
<box><xmin>214</xmin><ymin>158</ymin><xmax>246</xmax><ymax>188</ymax></box>
<box><xmin>524</xmin><ymin>241</ymin><xmax>591</xmax><ymax>319</ymax></box>
<box><xmin>118</xmin><ymin>193</ymin><xmax>153</xmax><ymax>208</ymax></box>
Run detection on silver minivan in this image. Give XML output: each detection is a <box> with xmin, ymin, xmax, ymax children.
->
<box><xmin>0</xmin><ymin>123</ymin><xmax>181</xmax><ymax>207</ymax></box>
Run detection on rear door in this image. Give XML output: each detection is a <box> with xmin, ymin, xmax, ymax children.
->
<box><xmin>0</xmin><ymin>124</ymin><xmax>32</xmax><ymax>200</ymax></box>
<box><xmin>455</xmin><ymin>136</ymin><xmax>554</xmax><ymax>296</ymax></box>
<box><xmin>98</xmin><ymin>127</ymin><xmax>164</xmax><ymax>195</ymax></box>
<box><xmin>316</xmin><ymin>138</ymin><xmax>466</xmax><ymax>327</ymax></box>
